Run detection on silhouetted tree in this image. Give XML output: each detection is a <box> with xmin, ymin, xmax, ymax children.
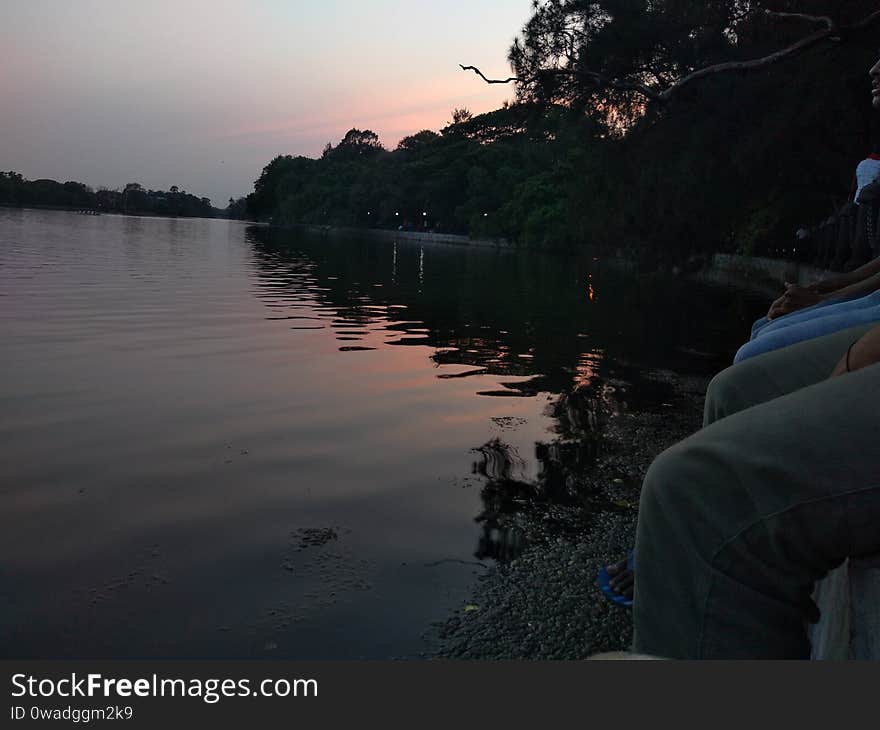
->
<box><xmin>0</xmin><ymin>173</ymin><xmax>215</xmax><ymax>217</ymax></box>
<box><xmin>451</xmin><ymin>107</ymin><xmax>473</xmax><ymax>125</ymax></box>
<box><xmin>397</xmin><ymin>130</ymin><xmax>441</xmax><ymax>152</ymax></box>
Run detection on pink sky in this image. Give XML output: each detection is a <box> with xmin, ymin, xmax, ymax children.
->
<box><xmin>1</xmin><ymin>0</ymin><xmax>531</xmax><ymax>205</ymax></box>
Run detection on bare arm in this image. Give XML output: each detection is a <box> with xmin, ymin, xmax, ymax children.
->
<box><xmin>812</xmin><ymin>257</ymin><xmax>880</xmax><ymax>294</ymax></box>
<box><xmin>821</xmin><ymin>268</ymin><xmax>880</xmax><ymax>301</ymax></box>
<box><xmin>768</xmin><ymin>263</ymin><xmax>880</xmax><ymax>319</ymax></box>
<box><xmin>830</xmin><ymin>324</ymin><xmax>880</xmax><ymax>377</ymax></box>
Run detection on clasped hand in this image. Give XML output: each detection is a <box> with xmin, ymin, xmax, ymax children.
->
<box><xmin>767</xmin><ymin>282</ymin><xmax>824</xmax><ymax>320</ymax></box>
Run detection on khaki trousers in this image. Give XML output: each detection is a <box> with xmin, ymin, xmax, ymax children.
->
<box><xmin>633</xmin><ymin>323</ymin><xmax>880</xmax><ymax>658</ymax></box>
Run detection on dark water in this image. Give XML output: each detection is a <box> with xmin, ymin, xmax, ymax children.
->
<box><xmin>0</xmin><ymin>209</ymin><xmax>766</xmax><ymax>659</ymax></box>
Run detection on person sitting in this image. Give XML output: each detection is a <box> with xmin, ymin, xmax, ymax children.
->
<box><xmin>633</xmin><ymin>318</ymin><xmax>880</xmax><ymax>657</ymax></box>
<box><xmin>854</xmin><ymin>145</ymin><xmax>880</xmax><ymax>204</ymax></box>
<box><xmin>599</xmin><ymin>57</ymin><xmax>880</xmax><ymax>639</ymax></box>
<box><xmin>728</xmin><ymin>144</ymin><xmax>880</xmax><ymax>362</ymax></box>
<box><xmin>734</xmin><ymin>245</ymin><xmax>880</xmax><ymax>363</ymax></box>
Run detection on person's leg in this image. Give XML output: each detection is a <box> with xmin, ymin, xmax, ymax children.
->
<box><xmin>604</xmin><ymin>323</ymin><xmax>875</xmax><ymax>604</ymax></box>
<box><xmin>734</xmin><ymin>303</ymin><xmax>880</xmax><ymax>363</ymax></box>
<box><xmin>750</xmin><ymin>316</ymin><xmax>770</xmax><ymax>340</ymax></box>
<box><xmin>749</xmin><ymin>293</ymin><xmax>865</xmax><ymax>340</ymax></box>
<box><xmin>707</xmin><ymin>322</ymin><xmax>876</xmax><ymax>424</ymax></box>
<box><xmin>633</xmin><ymin>363</ymin><xmax>880</xmax><ymax>658</ymax></box>
<box><xmin>755</xmin><ymin>291</ymin><xmax>880</xmax><ymax>340</ymax></box>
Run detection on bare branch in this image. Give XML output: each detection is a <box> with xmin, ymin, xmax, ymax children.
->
<box><xmin>459</xmin><ymin>65</ymin><xmax>520</xmax><ymax>85</ymax></box>
<box><xmin>656</xmin><ymin>9</ymin><xmax>880</xmax><ymax>102</ymax></box>
<box><xmin>762</xmin><ymin>11</ymin><xmax>835</xmax><ymax>30</ymax></box>
<box><xmin>540</xmin><ymin>67</ymin><xmax>660</xmax><ymax>101</ymax></box>
<box><xmin>853</xmin><ymin>9</ymin><xmax>880</xmax><ymax>30</ymax></box>
<box><xmin>460</xmin><ymin>63</ymin><xmax>660</xmax><ymax>100</ymax></box>
<box><xmin>658</xmin><ymin>24</ymin><xmax>834</xmax><ymax>102</ymax></box>
<box><xmin>461</xmin><ymin>8</ymin><xmax>880</xmax><ymax>106</ymax></box>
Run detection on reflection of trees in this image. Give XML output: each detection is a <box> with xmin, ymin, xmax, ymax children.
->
<box><xmin>248</xmin><ymin>226</ymin><xmax>608</xmax><ymax>391</ymax></box>
<box><xmin>246</xmin><ymin>226</ymin><xmax>766</xmax><ymax>561</ymax></box>
<box><xmin>247</xmin><ymin>226</ymin><xmax>758</xmax><ymax>382</ymax></box>
<box><xmin>471</xmin><ymin>439</ymin><xmax>531</xmax><ymax>562</ymax></box>
<box><xmin>470</xmin><ymin>381</ymin><xmax>619</xmax><ymax>561</ymax></box>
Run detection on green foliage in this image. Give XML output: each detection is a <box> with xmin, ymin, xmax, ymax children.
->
<box><xmin>225</xmin><ymin>196</ymin><xmax>250</xmax><ymax>219</ymax></box>
<box><xmin>0</xmin><ymin>172</ymin><xmax>215</xmax><ymax>217</ymax></box>
<box><xmin>396</xmin><ymin>130</ymin><xmax>441</xmax><ymax>152</ymax></box>
<box><xmin>597</xmin><ymin>39</ymin><xmax>880</xmax><ymax>260</ymax></box>
<box><xmin>325</xmin><ymin>128</ymin><xmax>384</xmax><ymax>161</ymax></box>
<box><xmin>250</xmin><ymin>113</ymin><xmax>591</xmax><ymax>248</ymax></box>
<box><xmin>509</xmin><ymin>1</ymin><xmax>877</xmax><ymax>130</ymax></box>
<box><xmin>450</xmin><ymin>108</ymin><xmax>474</xmax><ymax>126</ymax></box>
<box><xmin>248</xmin><ymin>5</ymin><xmax>880</xmax><ymax>259</ymax></box>
<box><xmin>506</xmin><ymin>0</ymin><xmax>880</xmax><ymax>258</ymax></box>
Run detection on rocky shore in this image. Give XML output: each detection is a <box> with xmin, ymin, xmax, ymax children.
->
<box><xmin>428</xmin><ymin>370</ymin><xmax>710</xmax><ymax>660</ymax></box>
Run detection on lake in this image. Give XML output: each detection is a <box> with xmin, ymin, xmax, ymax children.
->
<box><xmin>0</xmin><ymin>209</ymin><xmax>766</xmax><ymax>659</ymax></box>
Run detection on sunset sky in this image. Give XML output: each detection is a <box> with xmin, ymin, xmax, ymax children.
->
<box><xmin>1</xmin><ymin>0</ymin><xmax>531</xmax><ymax>206</ymax></box>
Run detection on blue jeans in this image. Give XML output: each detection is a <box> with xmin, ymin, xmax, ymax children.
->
<box><xmin>736</xmin><ymin>291</ymin><xmax>880</xmax><ymax>363</ymax></box>
<box><xmin>749</xmin><ymin>296</ymin><xmax>855</xmax><ymax>339</ymax></box>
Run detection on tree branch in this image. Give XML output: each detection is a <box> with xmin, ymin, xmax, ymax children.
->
<box><xmin>460</xmin><ymin>63</ymin><xmax>660</xmax><ymax>100</ymax></box>
<box><xmin>459</xmin><ymin>65</ymin><xmax>519</xmax><ymax>85</ymax></box>
<box><xmin>762</xmin><ymin>11</ymin><xmax>835</xmax><ymax>30</ymax></box>
<box><xmin>853</xmin><ymin>9</ymin><xmax>880</xmax><ymax>30</ymax></box>
<box><xmin>541</xmin><ymin>67</ymin><xmax>661</xmax><ymax>101</ymax></box>
<box><xmin>461</xmin><ymin>8</ymin><xmax>880</xmax><ymax>106</ymax></box>
<box><xmin>657</xmin><ymin>13</ymin><xmax>836</xmax><ymax>102</ymax></box>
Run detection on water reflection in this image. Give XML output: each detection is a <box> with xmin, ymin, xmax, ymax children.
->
<box><xmin>469</xmin><ymin>378</ymin><xmax>624</xmax><ymax>560</ymax></box>
<box><xmin>0</xmin><ymin>210</ymin><xmax>769</xmax><ymax>659</ymax></box>
<box><xmin>246</xmin><ymin>227</ymin><xmax>765</xmax><ymax>562</ymax></box>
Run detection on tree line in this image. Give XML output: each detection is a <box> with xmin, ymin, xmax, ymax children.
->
<box><xmin>245</xmin><ymin>108</ymin><xmax>591</xmax><ymax>248</ymax></box>
<box><xmin>248</xmin><ymin>1</ymin><xmax>880</xmax><ymax>262</ymax></box>
<box><xmin>0</xmin><ymin>172</ymin><xmax>221</xmax><ymax>219</ymax></box>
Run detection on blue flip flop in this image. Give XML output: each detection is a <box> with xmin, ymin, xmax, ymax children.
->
<box><xmin>597</xmin><ymin>551</ymin><xmax>634</xmax><ymax>608</ymax></box>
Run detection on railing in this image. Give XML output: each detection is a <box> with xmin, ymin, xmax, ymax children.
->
<box><xmin>801</xmin><ymin>182</ymin><xmax>880</xmax><ymax>271</ymax></box>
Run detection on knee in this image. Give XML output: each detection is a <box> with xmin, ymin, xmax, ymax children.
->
<box><xmin>640</xmin><ymin>443</ymin><xmax>691</xmax><ymax>516</ymax></box>
<box><xmin>704</xmin><ymin>366</ymin><xmax>742</xmax><ymax>425</ymax></box>
<box><xmin>732</xmin><ymin>339</ymin><xmax>759</xmax><ymax>364</ymax></box>
<box><xmin>750</xmin><ymin>316</ymin><xmax>770</xmax><ymax>339</ymax></box>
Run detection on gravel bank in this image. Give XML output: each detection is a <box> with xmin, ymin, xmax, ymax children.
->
<box><xmin>429</xmin><ymin>370</ymin><xmax>710</xmax><ymax>659</ymax></box>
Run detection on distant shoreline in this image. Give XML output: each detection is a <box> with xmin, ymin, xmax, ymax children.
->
<box><xmin>1</xmin><ymin>202</ymin><xmax>107</xmax><ymax>214</ymax></box>
<box><xmin>5</xmin><ymin>207</ymin><xmax>820</xmax><ymax>295</ymax></box>
<box><xmin>0</xmin><ymin>203</ymin><xmax>256</xmax><ymax>222</ymax></box>
<box><xmin>285</xmin><ymin>222</ymin><xmax>515</xmax><ymax>250</ymax></box>
<box><xmin>285</xmin><ymin>225</ymin><xmax>829</xmax><ymax>295</ymax></box>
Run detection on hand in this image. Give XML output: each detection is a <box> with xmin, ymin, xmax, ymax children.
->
<box><xmin>806</xmin><ymin>276</ymin><xmax>843</xmax><ymax>295</ymax></box>
<box><xmin>783</xmin><ymin>283</ymin><xmax>823</xmax><ymax>308</ymax></box>
<box><xmin>766</xmin><ymin>293</ymin><xmax>788</xmax><ymax>320</ymax></box>
<box><xmin>766</xmin><ymin>283</ymin><xmax>823</xmax><ymax>320</ymax></box>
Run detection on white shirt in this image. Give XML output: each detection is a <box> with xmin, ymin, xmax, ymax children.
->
<box><xmin>854</xmin><ymin>156</ymin><xmax>880</xmax><ymax>203</ymax></box>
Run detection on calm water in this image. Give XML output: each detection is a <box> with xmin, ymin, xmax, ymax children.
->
<box><xmin>1</xmin><ymin>209</ymin><xmax>765</xmax><ymax>659</ymax></box>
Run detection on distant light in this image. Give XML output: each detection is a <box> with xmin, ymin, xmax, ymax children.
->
<box><xmin>395</xmin><ymin>212</ymin><xmax>399</xmax><ymax>216</ymax></box>
<box><xmin>483</xmin><ymin>213</ymin><xmax>488</xmax><ymax>217</ymax></box>
<box><xmin>422</xmin><ymin>212</ymin><xmax>427</xmax><ymax>216</ymax></box>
